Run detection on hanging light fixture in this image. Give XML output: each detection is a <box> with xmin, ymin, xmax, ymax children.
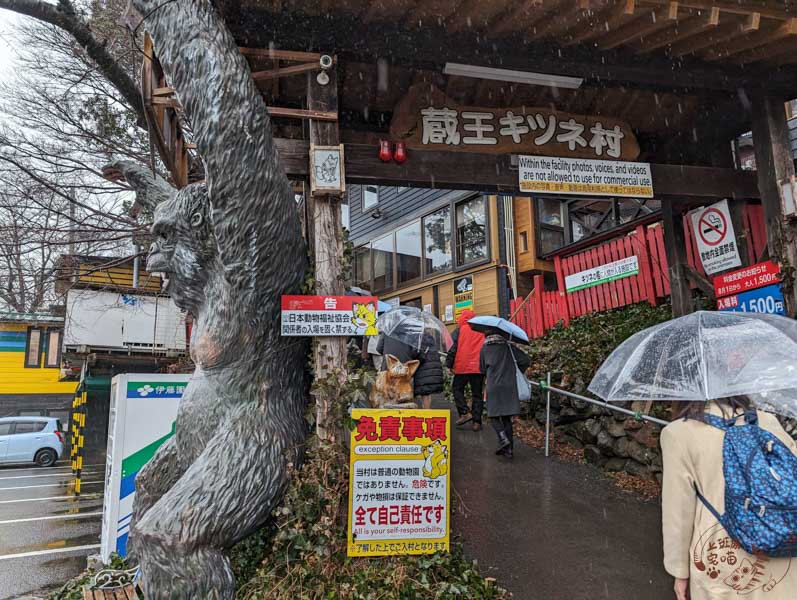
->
<box><xmin>378</xmin><ymin>139</ymin><xmax>392</xmax><ymax>162</ymax></box>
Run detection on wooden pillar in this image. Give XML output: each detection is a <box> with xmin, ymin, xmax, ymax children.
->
<box><xmin>662</xmin><ymin>199</ymin><xmax>692</xmax><ymax>317</ymax></box>
<box><xmin>728</xmin><ymin>200</ymin><xmax>751</xmax><ymax>267</ymax></box>
<box><xmin>749</xmin><ymin>91</ymin><xmax>797</xmax><ymax>317</ymax></box>
<box><xmin>307</xmin><ymin>60</ymin><xmax>347</xmax><ymax>442</ymax></box>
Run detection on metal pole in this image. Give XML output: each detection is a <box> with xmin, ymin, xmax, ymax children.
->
<box><xmin>544</xmin><ymin>372</ymin><xmax>551</xmax><ymax>457</ymax></box>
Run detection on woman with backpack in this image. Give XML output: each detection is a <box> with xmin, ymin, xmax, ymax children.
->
<box><xmin>661</xmin><ymin>396</ymin><xmax>797</xmax><ymax>600</ymax></box>
<box><xmin>413</xmin><ymin>332</ymin><xmax>444</xmax><ymax>410</ymax></box>
<box><xmin>479</xmin><ymin>332</ymin><xmax>530</xmax><ymax>458</ymax></box>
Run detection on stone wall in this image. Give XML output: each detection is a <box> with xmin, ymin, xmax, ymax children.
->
<box><xmin>530</xmin><ymin>396</ymin><xmax>664</xmax><ymax>484</ymax></box>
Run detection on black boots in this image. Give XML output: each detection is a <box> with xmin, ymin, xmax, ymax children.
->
<box><xmin>495</xmin><ymin>431</ymin><xmax>511</xmax><ymax>455</ymax></box>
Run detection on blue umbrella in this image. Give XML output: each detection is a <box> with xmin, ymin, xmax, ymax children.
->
<box><xmin>467</xmin><ymin>315</ymin><xmax>530</xmax><ymax>344</ymax></box>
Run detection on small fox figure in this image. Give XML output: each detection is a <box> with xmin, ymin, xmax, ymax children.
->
<box><xmin>369</xmin><ymin>354</ymin><xmax>420</xmax><ymax>408</ymax></box>
<box><xmin>351</xmin><ymin>302</ymin><xmax>378</xmax><ymax>336</ymax></box>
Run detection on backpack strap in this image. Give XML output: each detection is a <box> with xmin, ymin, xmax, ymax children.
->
<box><xmin>694</xmin><ymin>482</ymin><xmax>724</xmax><ymax>524</ymax></box>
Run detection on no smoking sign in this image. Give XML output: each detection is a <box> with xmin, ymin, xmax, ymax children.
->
<box><xmin>690</xmin><ymin>200</ymin><xmax>741</xmax><ymax>275</ymax></box>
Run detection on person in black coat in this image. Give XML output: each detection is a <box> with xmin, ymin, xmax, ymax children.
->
<box><xmin>414</xmin><ymin>332</ymin><xmax>444</xmax><ymax>409</ymax></box>
<box><xmin>375</xmin><ymin>333</ymin><xmax>417</xmax><ymax>368</ymax></box>
<box><xmin>480</xmin><ymin>333</ymin><xmax>531</xmax><ymax>458</ymax></box>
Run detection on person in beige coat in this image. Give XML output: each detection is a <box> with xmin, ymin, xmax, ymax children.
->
<box><xmin>661</xmin><ymin>397</ymin><xmax>797</xmax><ymax>600</ymax></box>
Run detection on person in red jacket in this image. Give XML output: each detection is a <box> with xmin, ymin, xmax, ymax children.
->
<box><xmin>445</xmin><ymin>309</ymin><xmax>486</xmax><ymax>431</ymax></box>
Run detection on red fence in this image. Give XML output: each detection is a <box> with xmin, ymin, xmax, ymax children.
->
<box><xmin>511</xmin><ymin>205</ymin><xmax>766</xmax><ymax>339</ymax></box>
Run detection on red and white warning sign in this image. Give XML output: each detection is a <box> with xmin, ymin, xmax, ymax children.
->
<box><xmin>689</xmin><ymin>199</ymin><xmax>741</xmax><ymax>275</ymax></box>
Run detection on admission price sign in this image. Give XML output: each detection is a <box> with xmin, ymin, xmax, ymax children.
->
<box><xmin>281</xmin><ymin>295</ymin><xmax>379</xmax><ymax>337</ymax></box>
<box><xmin>714</xmin><ymin>261</ymin><xmax>785</xmax><ymax>315</ymax></box>
<box><xmin>518</xmin><ymin>155</ymin><xmax>653</xmax><ymax>198</ymax></box>
<box><xmin>690</xmin><ymin>200</ymin><xmax>741</xmax><ymax>275</ymax></box>
<box><xmin>348</xmin><ymin>408</ymin><xmax>451</xmax><ymax>557</ymax></box>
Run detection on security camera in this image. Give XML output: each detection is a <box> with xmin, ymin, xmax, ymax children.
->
<box><xmin>320</xmin><ymin>55</ymin><xmax>333</xmax><ymax>69</ymax></box>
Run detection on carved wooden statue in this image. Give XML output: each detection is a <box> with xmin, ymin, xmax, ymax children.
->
<box><xmin>106</xmin><ymin>0</ymin><xmax>308</xmax><ymax>596</ymax></box>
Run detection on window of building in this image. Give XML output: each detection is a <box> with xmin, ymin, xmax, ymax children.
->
<box><xmin>395</xmin><ymin>222</ymin><xmax>422</xmax><ymax>285</ymax></box>
<box><xmin>455</xmin><ymin>197</ymin><xmax>488</xmax><ymax>267</ymax></box>
<box><xmin>371</xmin><ymin>233</ymin><xmax>394</xmax><ymax>293</ymax></box>
<box><xmin>353</xmin><ymin>246</ymin><xmax>372</xmax><ymax>290</ymax></box>
<box><xmin>25</xmin><ymin>328</ymin><xmax>42</xmax><ymax>368</ymax></box>
<box><xmin>45</xmin><ymin>330</ymin><xmax>61</xmax><ymax>368</ymax></box>
<box><xmin>362</xmin><ymin>185</ymin><xmax>379</xmax><ymax>212</ymax></box>
<box><xmin>423</xmin><ymin>206</ymin><xmax>452</xmax><ymax>275</ymax></box>
<box><xmin>536</xmin><ymin>198</ymin><xmax>565</xmax><ymax>255</ymax></box>
<box><xmin>519</xmin><ymin>231</ymin><xmax>529</xmax><ymax>253</ymax></box>
<box><xmin>402</xmin><ymin>297</ymin><xmax>422</xmax><ymax>309</ymax></box>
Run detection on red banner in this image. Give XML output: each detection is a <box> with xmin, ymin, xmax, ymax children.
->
<box><xmin>713</xmin><ymin>261</ymin><xmax>781</xmax><ymax>299</ymax></box>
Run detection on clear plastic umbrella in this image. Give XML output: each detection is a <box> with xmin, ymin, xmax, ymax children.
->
<box><xmin>376</xmin><ymin>306</ymin><xmax>453</xmax><ymax>351</ymax></box>
<box><xmin>588</xmin><ymin>311</ymin><xmax>797</xmax><ymax>417</ymax></box>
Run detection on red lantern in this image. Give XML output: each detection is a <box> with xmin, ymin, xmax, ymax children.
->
<box><xmin>378</xmin><ymin>139</ymin><xmax>392</xmax><ymax>162</ymax></box>
<box><xmin>393</xmin><ymin>141</ymin><xmax>407</xmax><ymax>164</ymax></box>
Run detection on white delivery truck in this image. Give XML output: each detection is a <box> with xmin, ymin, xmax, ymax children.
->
<box><xmin>100</xmin><ymin>373</ymin><xmax>190</xmax><ymax>562</ymax></box>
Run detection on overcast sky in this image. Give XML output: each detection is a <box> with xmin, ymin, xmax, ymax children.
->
<box><xmin>0</xmin><ymin>11</ymin><xmax>21</xmax><ymax>77</ymax></box>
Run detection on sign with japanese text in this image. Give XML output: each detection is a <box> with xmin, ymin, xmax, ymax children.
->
<box><xmin>348</xmin><ymin>408</ymin><xmax>450</xmax><ymax>557</ymax></box>
<box><xmin>564</xmin><ymin>256</ymin><xmax>639</xmax><ymax>293</ymax></box>
<box><xmin>453</xmin><ymin>275</ymin><xmax>474</xmax><ymax>320</ymax></box>
<box><xmin>714</xmin><ymin>261</ymin><xmax>781</xmax><ymax>299</ymax></box>
<box><xmin>717</xmin><ymin>284</ymin><xmax>786</xmax><ymax>315</ymax></box>
<box><xmin>390</xmin><ymin>84</ymin><xmax>640</xmax><ymax>160</ymax></box>
<box><xmin>518</xmin><ymin>155</ymin><xmax>653</xmax><ymax>197</ymax></box>
<box><xmin>690</xmin><ymin>200</ymin><xmax>741</xmax><ymax>275</ymax></box>
<box><xmin>281</xmin><ymin>295</ymin><xmax>378</xmax><ymax>337</ymax></box>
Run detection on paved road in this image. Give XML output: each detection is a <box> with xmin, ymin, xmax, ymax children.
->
<box><xmin>450</xmin><ymin>420</ymin><xmax>673</xmax><ymax>600</ymax></box>
<box><xmin>0</xmin><ymin>462</ymin><xmax>106</xmax><ymax>599</ymax></box>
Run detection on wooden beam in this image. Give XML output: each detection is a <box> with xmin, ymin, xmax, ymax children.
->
<box><xmin>749</xmin><ymin>90</ymin><xmax>797</xmax><ymax>317</ymax></box>
<box><xmin>742</xmin><ymin>11</ymin><xmax>761</xmax><ymax>32</ymax></box>
<box><xmin>638</xmin><ymin>0</ymin><xmax>797</xmax><ymax>21</ymax></box>
<box><xmin>152</xmin><ymin>86</ymin><xmax>175</xmax><ymax>96</ymax></box>
<box><xmin>274</xmin><ymin>140</ymin><xmax>760</xmax><ymax>198</ymax></box>
<box><xmin>251</xmin><ymin>61</ymin><xmax>322</xmax><ymax>81</ymax></box>
<box><xmin>563</xmin><ymin>0</ymin><xmax>637</xmax><ymax>46</ymax></box>
<box><xmin>662</xmin><ymin>199</ymin><xmax>693</xmax><ymax>316</ymax></box>
<box><xmin>598</xmin><ymin>2</ymin><xmax>679</xmax><ymax>49</ymax></box>
<box><xmin>239</xmin><ymin>47</ymin><xmax>323</xmax><ymax>62</ymax></box>
<box><xmin>634</xmin><ymin>8</ymin><xmax>720</xmax><ymax>53</ymax></box>
<box><xmin>267</xmin><ymin>107</ymin><xmax>338</xmax><ymax>121</ymax></box>
<box><xmin>489</xmin><ymin>0</ymin><xmax>549</xmax><ymax>35</ymax></box>
<box><xmin>683</xmin><ymin>264</ymin><xmax>715</xmax><ymax>299</ymax></box>
<box><xmin>736</xmin><ymin>35</ymin><xmax>797</xmax><ymax>64</ymax></box>
<box><xmin>667</xmin><ymin>18</ymin><xmax>750</xmax><ymax>57</ymax></box>
<box><xmin>701</xmin><ymin>18</ymin><xmax>797</xmax><ymax>61</ymax></box>
<box><xmin>531</xmin><ymin>0</ymin><xmax>594</xmax><ymax>39</ymax></box>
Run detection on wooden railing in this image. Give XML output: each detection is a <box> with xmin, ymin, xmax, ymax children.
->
<box><xmin>511</xmin><ymin>205</ymin><xmax>766</xmax><ymax>339</ymax></box>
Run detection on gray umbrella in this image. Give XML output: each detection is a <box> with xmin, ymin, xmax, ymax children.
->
<box><xmin>588</xmin><ymin>311</ymin><xmax>797</xmax><ymax>417</ymax></box>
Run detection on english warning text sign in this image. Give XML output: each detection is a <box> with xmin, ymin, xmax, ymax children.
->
<box><xmin>690</xmin><ymin>200</ymin><xmax>741</xmax><ymax>275</ymax></box>
<box><xmin>348</xmin><ymin>408</ymin><xmax>450</xmax><ymax>557</ymax></box>
<box><xmin>518</xmin><ymin>155</ymin><xmax>653</xmax><ymax>198</ymax></box>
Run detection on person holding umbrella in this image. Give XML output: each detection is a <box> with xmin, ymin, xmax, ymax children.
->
<box><xmin>446</xmin><ymin>308</ymin><xmax>486</xmax><ymax>431</ymax></box>
<box><xmin>471</xmin><ymin>316</ymin><xmax>531</xmax><ymax>458</ymax></box>
<box><xmin>589</xmin><ymin>311</ymin><xmax>797</xmax><ymax>600</ymax></box>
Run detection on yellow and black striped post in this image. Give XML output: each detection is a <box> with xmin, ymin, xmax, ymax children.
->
<box><xmin>70</xmin><ymin>389</ymin><xmax>87</xmax><ymax>496</ymax></box>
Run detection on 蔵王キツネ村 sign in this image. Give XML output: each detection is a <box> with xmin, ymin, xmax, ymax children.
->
<box><xmin>348</xmin><ymin>408</ymin><xmax>450</xmax><ymax>557</ymax></box>
<box><xmin>713</xmin><ymin>261</ymin><xmax>781</xmax><ymax>299</ymax></box>
<box><xmin>564</xmin><ymin>256</ymin><xmax>639</xmax><ymax>293</ymax></box>
<box><xmin>281</xmin><ymin>295</ymin><xmax>378</xmax><ymax>337</ymax></box>
<box><xmin>389</xmin><ymin>84</ymin><xmax>641</xmax><ymax>160</ymax></box>
<box><xmin>717</xmin><ymin>284</ymin><xmax>785</xmax><ymax>315</ymax></box>
<box><xmin>690</xmin><ymin>200</ymin><xmax>741</xmax><ymax>275</ymax></box>
<box><xmin>453</xmin><ymin>276</ymin><xmax>474</xmax><ymax>319</ymax></box>
<box><xmin>518</xmin><ymin>156</ymin><xmax>653</xmax><ymax>198</ymax></box>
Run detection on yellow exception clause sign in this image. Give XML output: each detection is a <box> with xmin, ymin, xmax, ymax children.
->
<box><xmin>347</xmin><ymin>408</ymin><xmax>451</xmax><ymax>557</ymax></box>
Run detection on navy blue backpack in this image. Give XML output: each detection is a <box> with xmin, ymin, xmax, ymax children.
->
<box><xmin>695</xmin><ymin>410</ymin><xmax>797</xmax><ymax>558</ymax></box>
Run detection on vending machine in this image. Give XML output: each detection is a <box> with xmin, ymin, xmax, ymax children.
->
<box><xmin>100</xmin><ymin>373</ymin><xmax>190</xmax><ymax>562</ymax></box>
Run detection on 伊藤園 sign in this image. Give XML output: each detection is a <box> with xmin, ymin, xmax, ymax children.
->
<box><xmin>389</xmin><ymin>84</ymin><xmax>640</xmax><ymax>161</ymax></box>
<box><xmin>348</xmin><ymin>408</ymin><xmax>451</xmax><ymax>557</ymax></box>
<box><xmin>281</xmin><ymin>295</ymin><xmax>379</xmax><ymax>337</ymax></box>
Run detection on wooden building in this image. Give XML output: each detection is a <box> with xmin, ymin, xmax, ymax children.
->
<box><xmin>143</xmin><ymin>0</ymin><xmax>797</xmax><ymax>324</ymax></box>
<box><xmin>0</xmin><ymin>312</ymin><xmax>77</xmax><ymax>420</ymax></box>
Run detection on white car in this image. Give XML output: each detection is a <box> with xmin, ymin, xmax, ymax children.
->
<box><xmin>0</xmin><ymin>417</ymin><xmax>64</xmax><ymax>467</ymax></box>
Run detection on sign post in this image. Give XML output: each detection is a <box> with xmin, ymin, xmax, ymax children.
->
<box><xmin>348</xmin><ymin>408</ymin><xmax>450</xmax><ymax>557</ymax></box>
<box><xmin>689</xmin><ymin>200</ymin><xmax>742</xmax><ymax>275</ymax></box>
